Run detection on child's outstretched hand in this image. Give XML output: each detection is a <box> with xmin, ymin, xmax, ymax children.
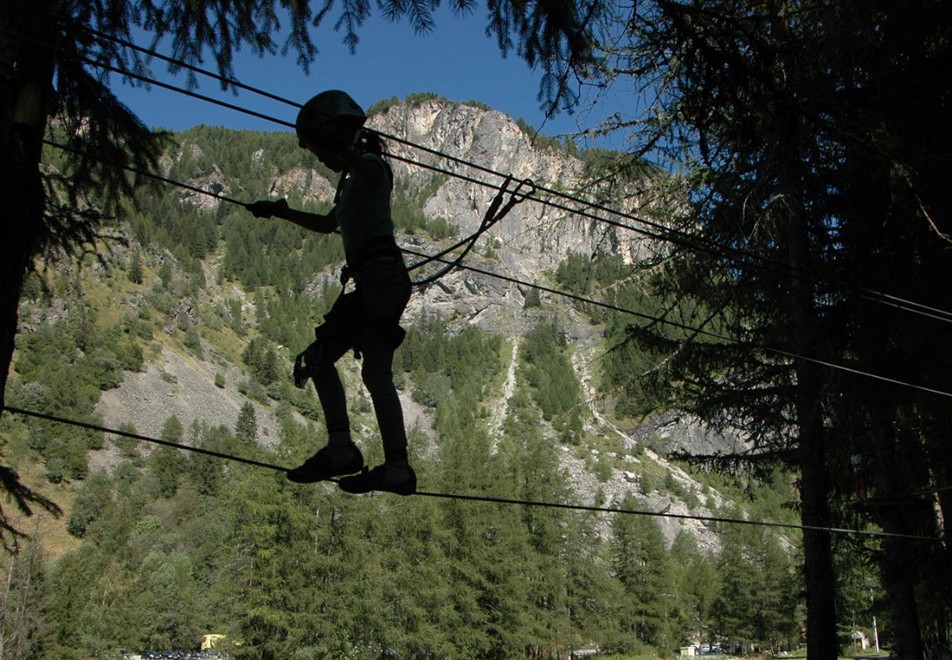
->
<box><xmin>246</xmin><ymin>198</ymin><xmax>289</xmax><ymax>219</ymax></box>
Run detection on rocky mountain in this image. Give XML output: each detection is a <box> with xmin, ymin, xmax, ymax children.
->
<box><xmin>377</xmin><ymin>100</ymin><xmax>656</xmax><ymax>273</ymax></box>
<box><xmin>79</xmin><ymin>97</ymin><xmax>767</xmax><ymax>552</ymax></box>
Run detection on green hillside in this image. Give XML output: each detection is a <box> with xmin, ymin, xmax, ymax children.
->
<box><xmin>0</xmin><ymin>126</ymin><xmax>859</xmax><ymax>659</ymax></box>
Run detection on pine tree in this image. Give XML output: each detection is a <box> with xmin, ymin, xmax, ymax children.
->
<box><xmin>668</xmin><ymin>532</ymin><xmax>718</xmax><ymax>650</ymax></box>
<box><xmin>148</xmin><ymin>446</ymin><xmax>186</xmax><ymax>498</ymax></box>
<box><xmin>713</xmin><ymin>514</ymin><xmax>799</xmax><ymax>652</ymax></box>
<box><xmin>128</xmin><ymin>250</ymin><xmax>144</xmax><ymax>285</ymax></box>
<box><xmin>160</xmin><ymin>415</ymin><xmax>184</xmax><ymax>442</ymax></box>
<box><xmin>235</xmin><ymin>401</ymin><xmax>258</xmax><ymax>442</ymax></box>
<box><xmin>0</xmin><ymin>538</ymin><xmax>46</xmax><ymax>658</ymax></box>
<box><xmin>610</xmin><ymin>494</ymin><xmax>673</xmax><ymax>652</ymax></box>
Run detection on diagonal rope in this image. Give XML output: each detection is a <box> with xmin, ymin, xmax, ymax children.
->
<box><xmin>31</xmin><ymin>20</ymin><xmax>952</xmax><ymax>327</ymax></box>
<box><xmin>38</xmin><ymin>136</ymin><xmax>952</xmax><ymax>399</ymax></box>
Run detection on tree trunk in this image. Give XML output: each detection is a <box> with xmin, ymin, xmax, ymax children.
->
<box><xmin>0</xmin><ymin>139</ymin><xmax>43</xmax><ymax>416</ymax></box>
<box><xmin>785</xmin><ymin>181</ymin><xmax>838</xmax><ymax>659</ymax></box>
<box><xmin>868</xmin><ymin>426</ymin><xmax>926</xmax><ymax>659</ymax></box>
<box><xmin>0</xmin><ymin>1</ymin><xmax>53</xmax><ymax>418</ymax></box>
<box><xmin>880</xmin><ymin>533</ymin><xmax>925</xmax><ymax>660</ymax></box>
<box><xmin>795</xmin><ymin>363</ymin><xmax>838</xmax><ymax>659</ymax></box>
<box><xmin>927</xmin><ymin>413</ymin><xmax>952</xmax><ymax>627</ymax></box>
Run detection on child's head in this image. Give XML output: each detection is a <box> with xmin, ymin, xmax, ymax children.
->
<box><xmin>296</xmin><ymin>90</ymin><xmax>366</xmax><ymax>154</ymax></box>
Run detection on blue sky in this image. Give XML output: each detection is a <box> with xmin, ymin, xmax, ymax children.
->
<box><xmin>109</xmin><ymin>5</ymin><xmax>630</xmax><ymax>147</ymax></box>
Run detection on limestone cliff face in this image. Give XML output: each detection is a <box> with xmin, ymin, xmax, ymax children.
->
<box><xmin>369</xmin><ymin>99</ymin><xmax>655</xmax><ymax>280</ymax></box>
<box><xmin>172</xmin><ymin>97</ymin><xmax>658</xmax><ymax>286</ymax></box>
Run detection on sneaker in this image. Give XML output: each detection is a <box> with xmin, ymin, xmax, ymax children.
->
<box><xmin>338</xmin><ymin>463</ymin><xmax>417</xmax><ymax>496</ymax></box>
<box><xmin>286</xmin><ymin>444</ymin><xmax>364</xmax><ymax>483</ymax></box>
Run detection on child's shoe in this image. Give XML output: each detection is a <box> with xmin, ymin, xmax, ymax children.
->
<box><xmin>286</xmin><ymin>444</ymin><xmax>364</xmax><ymax>483</ymax></box>
<box><xmin>338</xmin><ymin>463</ymin><xmax>416</xmax><ymax>496</ymax></box>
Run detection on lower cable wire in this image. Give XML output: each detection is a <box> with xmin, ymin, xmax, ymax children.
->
<box><xmin>1</xmin><ymin>405</ymin><xmax>939</xmax><ymax>543</ymax></box>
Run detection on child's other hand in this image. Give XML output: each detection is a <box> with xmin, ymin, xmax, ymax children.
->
<box><xmin>247</xmin><ymin>199</ymin><xmax>289</xmax><ymax>219</ymax></box>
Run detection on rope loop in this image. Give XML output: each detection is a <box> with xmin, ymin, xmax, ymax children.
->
<box><xmin>408</xmin><ymin>175</ymin><xmax>536</xmax><ymax>287</ymax></box>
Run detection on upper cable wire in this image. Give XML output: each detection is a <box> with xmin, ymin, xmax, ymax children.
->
<box><xmin>5</xmin><ymin>13</ymin><xmax>952</xmax><ymax>325</ymax></box>
<box><xmin>58</xmin><ymin>20</ymin><xmax>952</xmax><ymax>327</ymax></box>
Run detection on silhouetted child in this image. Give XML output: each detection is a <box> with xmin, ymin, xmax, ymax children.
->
<box><xmin>248</xmin><ymin>90</ymin><xmax>414</xmax><ymax>495</ymax></box>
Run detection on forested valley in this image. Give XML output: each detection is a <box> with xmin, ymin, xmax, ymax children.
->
<box><xmin>0</xmin><ymin>121</ymin><xmax>897</xmax><ymax>659</ymax></box>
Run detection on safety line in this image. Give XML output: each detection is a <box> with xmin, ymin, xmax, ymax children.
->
<box><xmin>78</xmin><ymin>24</ymin><xmax>299</xmax><ymax>110</ymax></box>
<box><xmin>77</xmin><ymin>52</ymin><xmax>296</xmax><ymax>130</ymax></box>
<box><xmin>408</xmin><ymin>176</ymin><xmax>536</xmax><ymax>285</ymax></box>
<box><xmin>43</xmin><ymin>138</ymin><xmax>249</xmax><ymax>208</ymax></box>
<box><xmin>38</xmin><ymin>22</ymin><xmax>952</xmax><ymax>327</ymax></box>
<box><xmin>381</xmin><ymin>148</ymin><xmax>952</xmax><ymax>325</ymax></box>
<box><xmin>398</xmin><ymin>248</ymin><xmax>952</xmax><ymax>399</ymax></box>
<box><xmin>38</xmin><ymin>137</ymin><xmax>952</xmax><ymax>400</ymax></box>
<box><xmin>1</xmin><ymin>406</ymin><xmax>938</xmax><ymax>543</ymax></box>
